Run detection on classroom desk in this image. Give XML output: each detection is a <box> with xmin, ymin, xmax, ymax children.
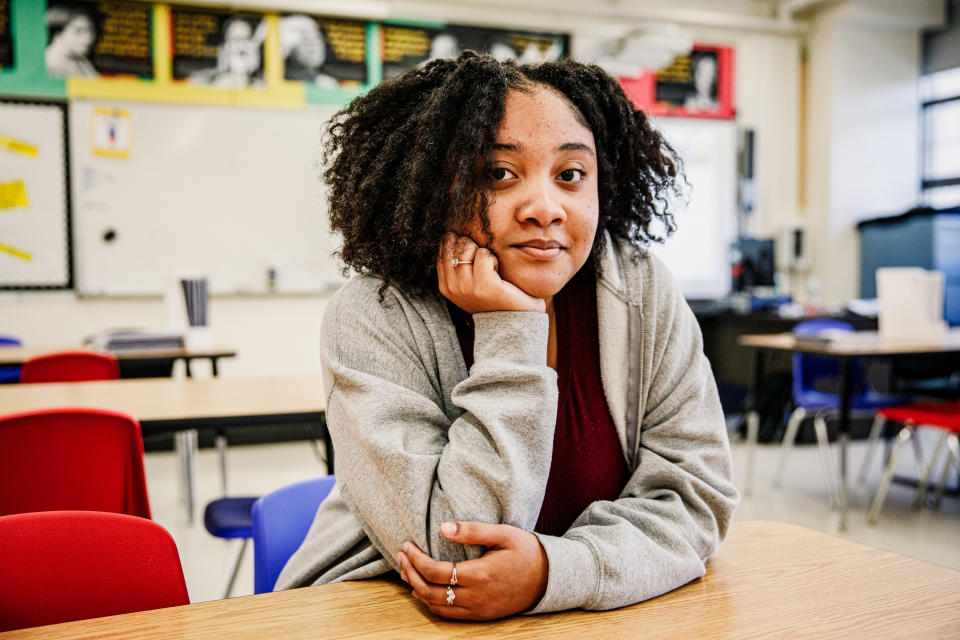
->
<box><xmin>5</xmin><ymin>520</ymin><xmax>958</xmax><ymax>639</ymax></box>
<box><xmin>738</xmin><ymin>328</ymin><xmax>960</xmax><ymax>529</ymax></box>
<box><xmin>0</xmin><ymin>345</ymin><xmax>237</xmax><ymax>377</ymax></box>
<box><xmin>0</xmin><ymin>375</ymin><xmax>328</xmax><ymax>521</ymax></box>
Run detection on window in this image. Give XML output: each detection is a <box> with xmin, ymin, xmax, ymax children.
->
<box><xmin>921</xmin><ymin>66</ymin><xmax>960</xmax><ymax>208</ymax></box>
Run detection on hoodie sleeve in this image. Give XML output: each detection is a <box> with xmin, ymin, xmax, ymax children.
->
<box><xmin>321</xmin><ymin>279</ymin><xmax>558</xmax><ymax>572</ymax></box>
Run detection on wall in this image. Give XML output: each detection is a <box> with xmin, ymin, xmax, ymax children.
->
<box><xmin>1</xmin><ymin>0</ymin><xmax>938</xmax><ymax>376</ymax></box>
<box><xmin>805</xmin><ymin>1</ymin><xmax>933</xmax><ymax>303</ymax></box>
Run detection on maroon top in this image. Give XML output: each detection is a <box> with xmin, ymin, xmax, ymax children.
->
<box><xmin>448</xmin><ymin>265</ymin><xmax>630</xmax><ymax>537</ymax></box>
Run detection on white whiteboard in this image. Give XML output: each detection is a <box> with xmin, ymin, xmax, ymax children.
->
<box><xmin>649</xmin><ymin>117</ymin><xmax>737</xmax><ymax>300</ymax></box>
<box><xmin>0</xmin><ymin>101</ymin><xmax>70</xmax><ymax>288</ymax></box>
<box><xmin>70</xmin><ymin>100</ymin><xmax>347</xmax><ymax>296</ymax></box>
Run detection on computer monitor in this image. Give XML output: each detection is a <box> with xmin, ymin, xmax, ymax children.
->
<box><xmin>731</xmin><ymin>238</ymin><xmax>775</xmax><ymax>291</ymax></box>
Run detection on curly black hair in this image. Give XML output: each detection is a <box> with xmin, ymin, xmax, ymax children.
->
<box><xmin>322</xmin><ymin>51</ymin><xmax>682</xmax><ymax>295</ymax></box>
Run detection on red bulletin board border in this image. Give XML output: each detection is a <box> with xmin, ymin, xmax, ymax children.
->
<box><xmin>619</xmin><ymin>44</ymin><xmax>735</xmax><ymax>119</ymax></box>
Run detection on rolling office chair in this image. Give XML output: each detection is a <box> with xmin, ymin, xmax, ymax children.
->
<box><xmin>0</xmin><ymin>335</ymin><xmax>22</xmax><ymax>383</ymax></box>
<box><xmin>21</xmin><ymin>350</ymin><xmax>120</xmax><ymax>383</ymax></box>
<box><xmin>772</xmin><ymin>319</ymin><xmax>903</xmax><ymax>505</ymax></box>
<box><xmin>0</xmin><ymin>407</ymin><xmax>151</xmax><ymax>518</ymax></box>
<box><xmin>860</xmin><ymin>401</ymin><xmax>960</xmax><ymax>524</ymax></box>
<box><xmin>0</xmin><ymin>511</ymin><xmax>189</xmax><ymax>631</ymax></box>
<box><xmin>252</xmin><ymin>475</ymin><xmax>336</xmax><ymax>594</ymax></box>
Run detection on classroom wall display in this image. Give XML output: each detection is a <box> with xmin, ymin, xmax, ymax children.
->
<box><xmin>0</xmin><ymin>0</ymin><xmax>12</xmax><ymax>69</ymax></box>
<box><xmin>45</xmin><ymin>0</ymin><xmax>153</xmax><ymax>79</ymax></box>
<box><xmin>70</xmin><ymin>99</ymin><xmax>345</xmax><ymax>296</ymax></box>
<box><xmin>280</xmin><ymin>14</ymin><xmax>367</xmax><ymax>87</ymax></box>
<box><xmin>619</xmin><ymin>44</ymin><xmax>735</xmax><ymax>120</ymax></box>
<box><xmin>0</xmin><ymin>100</ymin><xmax>72</xmax><ymax>289</ymax></box>
<box><xmin>171</xmin><ymin>6</ymin><xmax>265</xmax><ymax>90</ymax></box>
<box><xmin>382</xmin><ymin>22</ymin><xmax>567</xmax><ymax>79</ymax></box>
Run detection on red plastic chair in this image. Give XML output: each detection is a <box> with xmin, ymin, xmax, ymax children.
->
<box><xmin>0</xmin><ymin>510</ymin><xmax>189</xmax><ymax>631</ymax></box>
<box><xmin>863</xmin><ymin>401</ymin><xmax>960</xmax><ymax>524</ymax></box>
<box><xmin>21</xmin><ymin>350</ymin><xmax>120</xmax><ymax>383</ymax></box>
<box><xmin>0</xmin><ymin>407</ymin><xmax>151</xmax><ymax>518</ymax></box>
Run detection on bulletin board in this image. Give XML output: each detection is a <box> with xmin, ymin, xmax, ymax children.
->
<box><xmin>0</xmin><ymin>99</ymin><xmax>72</xmax><ymax>289</ymax></box>
<box><xmin>70</xmin><ymin>99</ymin><xmax>345</xmax><ymax>296</ymax></box>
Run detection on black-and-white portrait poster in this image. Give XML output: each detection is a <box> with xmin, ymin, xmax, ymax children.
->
<box><xmin>171</xmin><ymin>7</ymin><xmax>266</xmax><ymax>90</ymax></box>
<box><xmin>45</xmin><ymin>1</ymin><xmax>153</xmax><ymax>78</ymax></box>
<box><xmin>382</xmin><ymin>23</ymin><xmax>567</xmax><ymax>79</ymax></box>
<box><xmin>0</xmin><ymin>0</ymin><xmax>12</xmax><ymax>69</ymax></box>
<box><xmin>279</xmin><ymin>14</ymin><xmax>367</xmax><ymax>87</ymax></box>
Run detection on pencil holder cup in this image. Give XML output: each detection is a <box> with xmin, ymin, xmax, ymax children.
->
<box><xmin>185</xmin><ymin>326</ymin><xmax>214</xmax><ymax>351</ymax></box>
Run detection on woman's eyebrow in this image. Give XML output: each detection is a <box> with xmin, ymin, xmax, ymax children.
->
<box><xmin>558</xmin><ymin>142</ymin><xmax>595</xmax><ymax>156</ymax></box>
<box><xmin>493</xmin><ymin>141</ymin><xmax>595</xmax><ymax>156</ymax></box>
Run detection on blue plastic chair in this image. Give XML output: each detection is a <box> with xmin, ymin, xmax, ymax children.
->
<box><xmin>0</xmin><ymin>335</ymin><xmax>22</xmax><ymax>384</ymax></box>
<box><xmin>773</xmin><ymin>319</ymin><xmax>904</xmax><ymax>503</ymax></box>
<box><xmin>251</xmin><ymin>475</ymin><xmax>336</xmax><ymax>594</ymax></box>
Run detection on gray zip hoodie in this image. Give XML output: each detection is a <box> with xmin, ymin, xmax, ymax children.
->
<box><xmin>277</xmin><ymin>234</ymin><xmax>739</xmax><ymax>613</ymax></box>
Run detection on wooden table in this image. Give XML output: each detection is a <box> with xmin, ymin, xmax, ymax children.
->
<box><xmin>0</xmin><ymin>345</ymin><xmax>237</xmax><ymax>377</ymax></box>
<box><xmin>0</xmin><ymin>375</ymin><xmax>327</xmax><ymax>521</ymax></box>
<box><xmin>738</xmin><ymin>328</ymin><xmax>960</xmax><ymax>528</ymax></box>
<box><xmin>4</xmin><ymin>520</ymin><xmax>958</xmax><ymax>639</ymax></box>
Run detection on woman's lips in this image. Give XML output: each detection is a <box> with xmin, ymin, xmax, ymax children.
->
<box><xmin>511</xmin><ymin>242</ymin><xmax>564</xmax><ymax>259</ymax></box>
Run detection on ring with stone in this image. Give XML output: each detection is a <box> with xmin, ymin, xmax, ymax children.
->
<box><xmin>451</xmin><ymin>258</ymin><xmax>473</xmax><ymax>267</ymax></box>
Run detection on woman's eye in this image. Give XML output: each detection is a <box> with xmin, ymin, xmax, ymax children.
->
<box><xmin>491</xmin><ymin>167</ymin><xmax>516</xmax><ymax>181</ymax></box>
<box><xmin>558</xmin><ymin>169</ymin><xmax>585</xmax><ymax>183</ymax></box>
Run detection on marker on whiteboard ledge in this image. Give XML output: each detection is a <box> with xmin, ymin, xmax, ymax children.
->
<box><xmin>267</xmin><ymin>265</ymin><xmax>277</xmax><ymax>292</ymax></box>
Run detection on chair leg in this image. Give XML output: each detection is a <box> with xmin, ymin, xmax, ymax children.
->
<box><xmin>857</xmin><ymin>414</ymin><xmax>886</xmax><ymax>486</ymax></box>
<box><xmin>215</xmin><ymin>430</ymin><xmax>229</xmax><ymax>496</ymax></box>
<box><xmin>868</xmin><ymin>425</ymin><xmax>914</xmax><ymax>525</ymax></box>
<box><xmin>813</xmin><ymin>414</ymin><xmax>838</xmax><ymax>509</ymax></box>
<box><xmin>773</xmin><ymin>407</ymin><xmax>806</xmax><ymax>489</ymax></box>
<box><xmin>175</xmin><ymin>429</ymin><xmax>198</xmax><ymax>524</ymax></box>
<box><xmin>302</xmin><ymin>422</ymin><xmax>326</xmax><ymax>466</ymax></box>
<box><xmin>931</xmin><ymin>434</ymin><xmax>960</xmax><ymax>510</ymax></box>
<box><xmin>913</xmin><ymin>430</ymin><xmax>947</xmax><ymax>509</ymax></box>
<box><xmin>224</xmin><ymin>537</ymin><xmax>249</xmax><ymax>599</ymax></box>
<box><xmin>744</xmin><ymin>410</ymin><xmax>759</xmax><ymax>497</ymax></box>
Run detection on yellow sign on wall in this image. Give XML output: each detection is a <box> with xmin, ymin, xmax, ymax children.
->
<box><xmin>0</xmin><ymin>179</ymin><xmax>28</xmax><ymax>209</ymax></box>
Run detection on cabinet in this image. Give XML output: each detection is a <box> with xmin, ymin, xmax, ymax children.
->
<box><xmin>859</xmin><ymin>209</ymin><xmax>960</xmax><ymax>326</ymax></box>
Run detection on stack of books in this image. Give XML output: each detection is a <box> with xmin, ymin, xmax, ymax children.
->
<box><xmin>85</xmin><ymin>330</ymin><xmax>184</xmax><ymax>352</ymax></box>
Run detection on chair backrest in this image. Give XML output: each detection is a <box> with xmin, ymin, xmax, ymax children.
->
<box><xmin>0</xmin><ymin>335</ymin><xmax>22</xmax><ymax>383</ymax></box>
<box><xmin>21</xmin><ymin>350</ymin><xmax>120</xmax><ymax>383</ymax></box>
<box><xmin>791</xmin><ymin>319</ymin><xmax>867</xmax><ymax>403</ymax></box>
<box><xmin>252</xmin><ymin>475</ymin><xmax>336</xmax><ymax>594</ymax></box>
<box><xmin>0</xmin><ymin>510</ymin><xmax>189</xmax><ymax>631</ymax></box>
<box><xmin>0</xmin><ymin>407</ymin><xmax>151</xmax><ymax>518</ymax></box>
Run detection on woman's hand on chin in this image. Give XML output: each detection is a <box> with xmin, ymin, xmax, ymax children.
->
<box><xmin>438</xmin><ymin>233</ymin><xmax>546</xmax><ymax>314</ymax></box>
<box><xmin>397</xmin><ymin>521</ymin><xmax>549</xmax><ymax>620</ymax></box>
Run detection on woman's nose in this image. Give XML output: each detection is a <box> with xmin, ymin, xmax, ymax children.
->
<box><xmin>517</xmin><ymin>179</ymin><xmax>566</xmax><ymax>226</ymax></box>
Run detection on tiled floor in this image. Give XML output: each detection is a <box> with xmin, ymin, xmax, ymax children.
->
<box><xmin>144</xmin><ymin>433</ymin><xmax>960</xmax><ymax>605</ymax></box>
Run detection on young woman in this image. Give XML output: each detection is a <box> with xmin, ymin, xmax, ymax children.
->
<box><xmin>277</xmin><ymin>52</ymin><xmax>738</xmax><ymax>620</ymax></box>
